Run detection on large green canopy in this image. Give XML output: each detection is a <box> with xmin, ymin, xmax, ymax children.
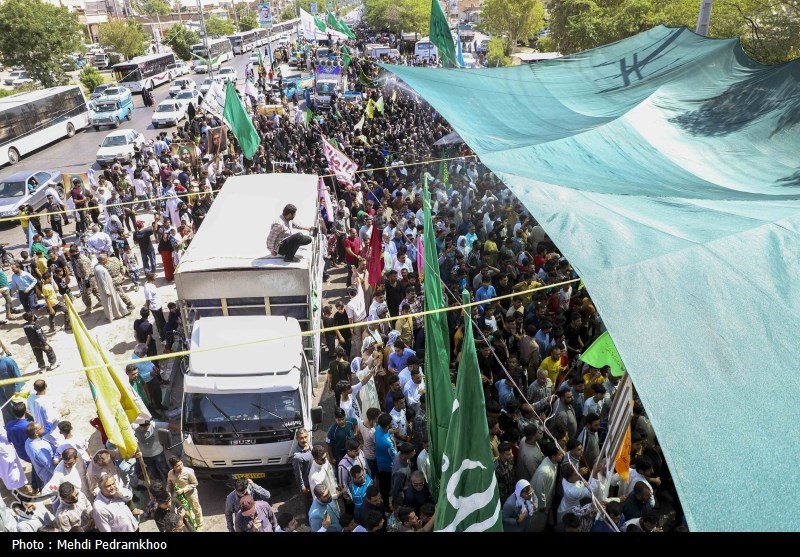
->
<box><xmin>384</xmin><ymin>26</ymin><xmax>800</xmax><ymax>532</ymax></box>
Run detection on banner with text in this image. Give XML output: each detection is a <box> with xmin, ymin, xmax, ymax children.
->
<box><xmin>321</xmin><ymin>135</ymin><xmax>358</xmax><ymax>185</ymax></box>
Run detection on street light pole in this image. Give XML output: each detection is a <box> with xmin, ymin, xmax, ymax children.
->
<box><xmin>695</xmin><ymin>0</ymin><xmax>714</xmax><ymax>36</ymax></box>
<box><xmin>196</xmin><ymin>0</ymin><xmax>214</xmax><ymax>79</ymax></box>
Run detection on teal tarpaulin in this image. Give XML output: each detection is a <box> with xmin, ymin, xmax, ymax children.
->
<box><xmin>384</xmin><ymin>26</ymin><xmax>800</xmax><ymax>532</ymax></box>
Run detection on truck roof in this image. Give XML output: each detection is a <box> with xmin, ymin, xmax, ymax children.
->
<box><xmin>186</xmin><ymin>316</ymin><xmax>304</xmax><ymax>389</ymax></box>
<box><xmin>176</xmin><ymin>174</ymin><xmax>319</xmax><ymax>275</ymax></box>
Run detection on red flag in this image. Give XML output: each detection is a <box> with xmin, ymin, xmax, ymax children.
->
<box><xmin>367</xmin><ymin>219</ymin><xmax>383</xmax><ymax>287</ymax></box>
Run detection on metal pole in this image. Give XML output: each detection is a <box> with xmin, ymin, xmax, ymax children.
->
<box><xmin>695</xmin><ymin>0</ymin><xmax>714</xmax><ymax>36</ymax></box>
<box><xmin>231</xmin><ymin>0</ymin><xmax>240</xmax><ymax>30</ymax></box>
<box><xmin>197</xmin><ymin>0</ymin><xmax>214</xmax><ymax>79</ymax></box>
<box><xmin>295</xmin><ymin>0</ymin><xmax>301</xmax><ymax>43</ymax></box>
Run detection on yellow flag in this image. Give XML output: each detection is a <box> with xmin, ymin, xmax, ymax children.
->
<box><xmin>366</xmin><ymin>99</ymin><xmax>375</xmax><ymax>119</ymax></box>
<box><xmin>614</xmin><ymin>425</ymin><xmax>631</xmax><ymax>482</ymax></box>
<box><xmin>357</xmin><ymin>134</ymin><xmax>370</xmax><ymax>146</ymax></box>
<box><xmin>375</xmin><ymin>96</ymin><xmax>384</xmax><ymax>114</ymax></box>
<box><xmin>65</xmin><ymin>297</ymin><xmax>148</xmax><ymax>458</ymax></box>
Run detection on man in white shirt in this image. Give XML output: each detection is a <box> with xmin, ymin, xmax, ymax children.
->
<box><xmin>86</xmin><ymin>224</ymin><xmax>113</xmax><ymax>256</ymax></box>
<box><xmin>92</xmin><ymin>473</ymin><xmax>141</xmax><ymax>532</ymax></box>
<box><xmin>397</xmin><ymin>356</ymin><xmax>422</xmax><ymax>390</ymax></box>
<box><xmin>307</xmin><ymin>445</ymin><xmax>340</xmax><ymax>502</ymax></box>
<box><xmin>27</xmin><ymin>379</ymin><xmax>60</xmax><ymax>434</ymax></box>
<box><xmin>402</xmin><ymin>367</ymin><xmax>425</xmax><ymax>414</ymax></box>
<box><xmin>392</xmin><ymin>249</ymin><xmax>414</xmax><ymax>275</ymax></box>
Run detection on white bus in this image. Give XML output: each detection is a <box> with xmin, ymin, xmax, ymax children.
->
<box><xmin>254</xmin><ymin>28</ymin><xmax>269</xmax><ymax>47</ymax></box>
<box><xmin>191</xmin><ymin>38</ymin><xmax>234</xmax><ymax>69</ymax></box>
<box><xmin>228</xmin><ymin>30</ymin><xmax>257</xmax><ymax>55</ymax></box>
<box><xmin>0</xmin><ymin>86</ymin><xmax>89</xmax><ymax>166</ymax></box>
<box><xmin>112</xmin><ymin>52</ymin><xmax>176</xmax><ymax>93</ymax></box>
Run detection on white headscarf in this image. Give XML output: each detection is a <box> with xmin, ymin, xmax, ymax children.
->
<box><xmin>386</xmin><ymin>330</ymin><xmax>401</xmax><ymax>348</ymax></box>
<box><xmin>514</xmin><ymin>479</ymin><xmax>536</xmax><ymax>516</ymax></box>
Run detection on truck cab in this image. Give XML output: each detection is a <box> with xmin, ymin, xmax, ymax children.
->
<box><xmin>180</xmin><ymin>315</ymin><xmax>322</xmax><ymax>481</ymax></box>
<box><xmin>90</xmin><ymin>88</ymin><xmax>134</xmax><ymax>130</ymax></box>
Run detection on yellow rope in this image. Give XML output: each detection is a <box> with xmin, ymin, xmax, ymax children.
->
<box><xmin>0</xmin><ymin>278</ymin><xmax>578</xmax><ymax>387</ymax></box>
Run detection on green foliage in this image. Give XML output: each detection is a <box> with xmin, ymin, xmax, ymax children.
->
<box><xmin>164</xmin><ymin>23</ymin><xmax>200</xmax><ymax>61</ymax></box>
<box><xmin>239</xmin><ymin>14</ymin><xmax>259</xmax><ymax>32</ymax></box>
<box><xmin>99</xmin><ymin>21</ymin><xmax>149</xmax><ymax>61</ymax></box>
<box><xmin>280</xmin><ymin>4</ymin><xmax>298</xmax><ymax>21</ymax></box>
<box><xmin>0</xmin><ymin>0</ymin><xmax>83</xmax><ymax>88</ymax></box>
<box><xmin>132</xmin><ymin>0</ymin><xmax>171</xmax><ymax>17</ymax></box>
<box><xmin>536</xmin><ymin>35</ymin><xmax>557</xmax><ymax>52</ymax></box>
<box><xmin>364</xmin><ymin>0</ymin><xmax>429</xmax><ymax>35</ymax></box>
<box><xmin>486</xmin><ymin>37</ymin><xmax>511</xmax><ymax>67</ymax></box>
<box><xmin>481</xmin><ymin>0</ymin><xmax>545</xmax><ymax>53</ymax></box>
<box><xmin>79</xmin><ymin>66</ymin><xmax>104</xmax><ymax>93</ymax></box>
<box><xmin>549</xmin><ymin>0</ymin><xmax>800</xmax><ymax>64</ymax></box>
<box><xmin>205</xmin><ymin>16</ymin><xmax>236</xmax><ymax>38</ymax></box>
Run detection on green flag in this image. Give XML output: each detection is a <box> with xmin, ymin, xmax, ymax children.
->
<box><xmin>222</xmin><ymin>80</ymin><xmax>260</xmax><ymax>159</ymax></box>
<box><xmin>360</xmin><ymin>68</ymin><xmax>378</xmax><ymax>88</ymax></box>
<box><xmin>434</xmin><ymin>290</ymin><xmax>503</xmax><ymax>532</ymax></box>
<box><xmin>327</xmin><ymin>12</ymin><xmax>344</xmax><ymax>33</ymax></box>
<box><xmin>423</xmin><ymin>176</ymin><xmax>454</xmax><ymax>496</ymax></box>
<box><xmin>313</xmin><ymin>15</ymin><xmax>327</xmax><ymax>31</ymax></box>
<box><xmin>341</xmin><ymin>45</ymin><xmax>351</xmax><ymax>71</ymax></box>
<box><xmin>580</xmin><ymin>331</ymin><xmax>627</xmax><ymax>377</ymax></box>
<box><xmin>304</xmin><ymin>106</ymin><xmax>314</xmax><ymax>124</ymax></box>
<box><xmin>338</xmin><ymin>17</ymin><xmax>356</xmax><ymax>39</ymax></box>
<box><xmin>439</xmin><ymin>158</ymin><xmax>449</xmax><ymax>186</ymax></box>
<box><xmin>429</xmin><ymin>0</ymin><xmax>458</xmax><ymax>67</ymax></box>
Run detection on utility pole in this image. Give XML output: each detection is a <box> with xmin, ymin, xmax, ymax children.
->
<box><xmin>197</xmin><ymin>0</ymin><xmax>215</xmax><ymax>78</ymax></box>
<box><xmin>695</xmin><ymin>0</ymin><xmax>714</xmax><ymax>37</ymax></box>
<box><xmin>231</xmin><ymin>0</ymin><xmax>240</xmax><ymax>30</ymax></box>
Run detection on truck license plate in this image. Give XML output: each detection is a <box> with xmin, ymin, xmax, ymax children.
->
<box><xmin>232</xmin><ymin>473</ymin><xmax>266</xmax><ymax>479</ymax></box>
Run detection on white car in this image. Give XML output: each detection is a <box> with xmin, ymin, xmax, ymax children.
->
<box><xmin>462</xmin><ymin>52</ymin><xmax>477</xmax><ymax>68</ymax></box>
<box><xmin>216</xmin><ymin>67</ymin><xmax>237</xmax><ymax>83</ymax></box>
<box><xmin>151</xmin><ymin>99</ymin><xmax>187</xmax><ymax>128</ymax></box>
<box><xmin>174</xmin><ymin>88</ymin><xmax>202</xmax><ymax>109</ymax></box>
<box><xmin>3</xmin><ymin>70</ymin><xmax>24</xmax><ymax>85</ymax></box>
<box><xmin>194</xmin><ymin>59</ymin><xmax>221</xmax><ymax>73</ymax></box>
<box><xmin>98</xmin><ymin>86</ymin><xmax>131</xmax><ymax>100</ymax></box>
<box><xmin>167</xmin><ymin>61</ymin><xmax>190</xmax><ymax>76</ymax></box>
<box><xmin>248</xmin><ymin>53</ymin><xmax>261</xmax><ymax>65</ymax></box>
<box><xmin>199</xmin><ymin>77</ymin><xmax>215</xmax><ymax>95</ymax></box>
<box><xmin>169</xmin><ymin>78</ymin><xmax>196</xmax><ymax>97</ymax></box>
<box><xmin>95</xmin><ymin>129</ymin><xmax>144</xmax><ymax>168</ymax></box>
<box><xmin>12</xmin><ymin>72</ymin><xmax>34</xmax><ymax>87</ymax></box>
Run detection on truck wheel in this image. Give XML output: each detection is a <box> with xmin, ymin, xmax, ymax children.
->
<box><xmin>66</xmin><ymin>123</ymin><xmax>76</xmax><ymax>137</ymax></box>
<box><xmin>125</xmin><ymin>110</ymin><xmax>132</xmax><ymax>121</ymax></box>
<box><xmin>7</xmin><ymin>147</ymin><xmax>19</xmax><ymax>165</ymax></box>
<box><xmin>114</xmin><ymin>117</ymin><xmax>121</xmax><ymax>128</ymax></box>
<box><xmin>94</xmin><ymin>125</ymin><xmax>100</xmax><ymax>131</ymax></box>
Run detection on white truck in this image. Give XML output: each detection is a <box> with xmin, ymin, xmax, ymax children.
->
<box><xmin>313</xmin><ymin>63</ymin><xmax>346</xmax><ymax>109</ymax></box>
<box><xmin>174</xmin><ymin>174</ymin><xmax>325</xmax><ymax>480</ymax></box>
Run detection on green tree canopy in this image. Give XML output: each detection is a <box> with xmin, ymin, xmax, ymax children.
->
<box><xmin>131</xmin><ymin>0</ymin><xmax>171</xmax><ymax>17</ymax></box>
<box><xmin>481</xmin><ymin>0</ymin><xmax>545</xmax><ymax>53</ymax></box>
<box><xmin>0</xmin><ymin>0</ymin><xmax>83</xmax><ymax>88</ymax></box>
<box><xmin>486</xmin><ymin>37</ymin><xmax>511</xmax><ymax>66</ymax></box>
<box><xmin>164</xmin><ymin>23</ymin><xmax>200</xmax><ymax>61</ymax></box>
<box><xmin>364</xmin><ymin>0</ymin><xmax>429</xmax><ymax>35</ymax></box>
<box><xmin>280</xmin><ymin>4</ymin><xmax>298</xmax><ymax>21</ymax></box>
<box><xmin>99</xmin><ymin>21</ymin><xmax>150</xmax><ymax>61</ymax></box>
<box><xmin>205</xmin><ymin>16</ymin><xmax>236</xmax><ymax>38</ymax></box>
<box><xmin>549</xmin><ymin>0</ymin><xmax>800</xmax><ymax>64</ymax></box>
<box><xmin>239</xmin><ymin>14</ymin><xmax>259</xmax><ymax>31</ymax></box>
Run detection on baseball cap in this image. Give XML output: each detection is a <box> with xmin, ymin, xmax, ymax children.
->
<box><xmin>239</xmin><ymin>495</ymin><xmax>256</xmax><ymax>516</ymax></box>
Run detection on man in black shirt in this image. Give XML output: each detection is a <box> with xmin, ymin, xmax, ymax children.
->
<box><xmin>134</xmin><ymin>308</ymin><xmax>157</xmax><ymax>357</ymax></box>
<box><xmin>132</xmin><ymin>220</ymin><xmax>156</xmax><ymax>273</ymax></box>
<box><xmin>383</xmin><ymin>270</ymin><xmax>405</xmax><ymax>317</ymax></box>
<box><xmin>22</xmin><ymin>312</ymin><xmax>58</xmax><ymax>370</ymax></box>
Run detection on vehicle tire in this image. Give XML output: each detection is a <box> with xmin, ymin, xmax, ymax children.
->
<box><xmin>94</xmin><ymin>125</ymin><xmax>100</xmax><ymax>131</ymax></box>
<box><xmin>152</xmin><ymin>123</ymin><xmax>158</xmax><ymax>128</ymax></box>
<box><xmin>55</xmin><ymin>184</ymin><xmax>65</xmax><ymax>199</ymax></box>
<box><xmin>7</xmin><ymin>147</ymin><xmax>19</xmax><ymax>165</ymax></box>
<box><xmin>2</xmin><ymin>252</ymin><xmax>13</xmax><ymax>267</ymax></box>
<box><xmin>114</xmin><ymin>117</ymin><xmax>121</xmax><ymax>128</ymax></box>
<box><xmin>125</xmin><ymin>110</ymin><xmax>132</xmax><ymax>121</ymax></box>
<box><xmin>66</xmin><ymin>123</ymin><xmax>75</xmax><ymax>138</ymax></box>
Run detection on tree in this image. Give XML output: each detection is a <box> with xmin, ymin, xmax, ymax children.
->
<box><xmin>481</xmin><ymin>0</ymin><xmax>545</xmax><ymax>53</ymax></box>
<box><xmin>486</xmin><ymin>37</ymin><xmax>511</xmax><ymax>66</ymax></box>
<box><xmin>164</xmin><ymin>23</ymin><xmax>200</xmax><ymax>61</ymax></box>
<box><xmin>280</xmin><ymin>4</ymin><xmax>297</xmax><ymax>21</ymax></box>
<box><xmin>99</xmin><ymin>21</ymin><xmax>150</xmax><ymax>61</ymax></box>
<box><xmin>0</xmin><ymin>0</ymin><xmax>83</xmax><ymax>88</ymax></box>
<box><xmin>239</xmin><ymin>15</ymin><xmax>259</xmax><ymax>31</ymax></box>
<box><xmin>205</xmin><ymin>16</ymin><xmax>236</xmax><ymax>38</ymax></box>
<box><xmin>549</xmin><ymin>0</ymin><xmax>800</xmax><ymax>64</ymax></box>
<box><xmin>364</xmin><ymin>0</ymin><xmax>429</xmax><ymax>35</ymax></box>
<box><xmin>79</xmin><ymin>66</ymin><xmax>104</xmax><ymax>94</ymax></box>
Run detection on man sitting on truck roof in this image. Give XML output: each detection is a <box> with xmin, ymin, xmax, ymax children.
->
<box><xmin>266</xmin><ymin>204</ymin><xmax>316</xmax><ymax>262</ymax></box>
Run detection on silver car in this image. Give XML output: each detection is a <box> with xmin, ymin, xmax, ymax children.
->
<box><xmin>0</xmin><ymin>170</ymin><xmax>63</xmax><ymax>220</ymax></box>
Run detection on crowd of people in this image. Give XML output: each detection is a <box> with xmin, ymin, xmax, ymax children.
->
<box><xmin>0</xmin><ymin>22</ymin><xmax>680</xmax><ymax>533</ymax></box>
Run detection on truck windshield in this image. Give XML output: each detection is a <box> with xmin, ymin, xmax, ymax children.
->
<box><xmin>316</xmin><ymin>82</ymin><xmax>336</xmax><ymax>95</ymax></box>
<box><xmin>183</xmin><ymin>391</ymin><xmax>303</xmax><ymax>437</ymax></box>
<box><xmin>96</xmin><ymin>102</ymin><xmax>118</xmax><ymax>112</ymax></box>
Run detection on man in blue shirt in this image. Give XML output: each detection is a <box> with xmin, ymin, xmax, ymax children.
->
<box><xmin>308</xmin><ymin>484</ymin><xmax>342</xmax><ymax>532</ymax></box>
<box><xmin>387</xmin><ymin>340</ymin><xmax>415</xmax><ymax>374</ymax></box>
<box><xmin>24</xmin><ymin>422</ymin><xmax>55</xmax><ymax>491</ymax></box>
<box><xmin>0</xmin><ymin>354</ymin><xmax>22</xmax><ymax>425</ymax></box>
<box><xmin>374</xmin><ymin>413</ymin><xmax>397</xmax><ymax>507</ymax></box>
<box><xmin>5</xmin><ymin>402</ymin><xmax>31</xmax><ymax>463</ymax></box>
<box><xmin>9</xmin><ymin>263</ymin><xmax>42</xmax><ymax>313</ymax></box>
<box><xmin>475</xmin><ymin>276</ymin><xmax>497</xmax><ymax>317</ymax></box>
<box><xmin>348</xmin><ymin>464</ymin><xmax>372</xmax><ymax>524</ymax></box>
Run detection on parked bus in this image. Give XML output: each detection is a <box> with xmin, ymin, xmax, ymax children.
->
<box><xmin>0</xmin><ymin>86</ymin><xmax>89</xmax><ymax>166</ymax></box>
<box><xmin>112</xmin><ymin>52</ymin><xmax>176</xmax><ymax>93</ymax></box>
<box><xmin>191</xmin><ymin>38</ymin><xmax>234</xmax><ymax>70</ymax></box>
<box><xmin>254</xmin><ymin>28</ymin><xmax>269</xmax><ymax>47</ymax></box>
<box><xmin>228</xmin><ymin>30</ymin><xmax>257</xmax><ymax>55</ymax></box>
